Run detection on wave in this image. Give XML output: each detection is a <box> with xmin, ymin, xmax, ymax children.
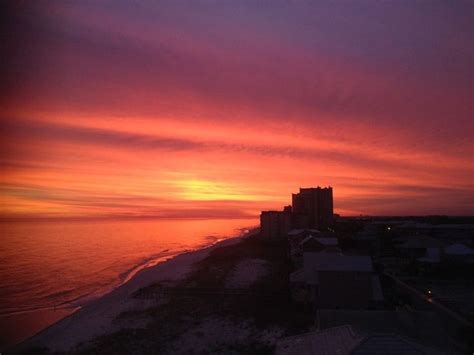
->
<box><xmin>1</xmin><ymin>227</ymin><xmax>258</xmax><ymax>318</ymax></box>
<box><xmin>0</xmin><ymin>248</ymin><xmax>179</xmax><ymax>317</ymax></box>
<box><xmin>117</xmin><ymin>249</ymin><xmax>179</xmax><ymax>285</ymax></box>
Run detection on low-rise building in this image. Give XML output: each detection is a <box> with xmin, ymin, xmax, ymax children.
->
<box><xmin>288</xmin><ymin>230</ymin><xmax>341</xmax><ymax>268</ymax></box>
<box><xmin>396</xmin><ymin>236</ymin><xmax>445</xmax><ymax>262</ymax></box>
<box><xmin>314</xmin><ymin>237</ymin><xmax>339</xmax><ymax>249</ymax></box>
<box><xmin>275</xmin><ymin>325</ymin><xmax>361</xmax><ymax>355</ymax></box>
<box><xmin>443</xmin><ymin>243</ymin><xmax>474</xmax><ymax>264</ymax></box>
<box><xmin>290</xmin><ymin>253</ymin><xmax>384</xmax><ymax>309</ymax></box>
<box><xmin>275</xmin><ymin>325</ymin><xmax>426</xmax><ymax>355</ymax></box>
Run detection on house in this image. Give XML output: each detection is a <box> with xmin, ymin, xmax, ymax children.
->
<box><xmin>350</xmin><ymin>334</ymin><xmax>425</xmax><ymax>355</ymax></box>
<box><xmin>287</xmin><ymin>229</ymin><xmax>340</xmax><ymax>268</ymax></box>
<box><xmin>394</xmin><ymin>222</ymin><xmax>474</xmax><ymax>244</ymax></box>
<box><xmin>290</xmin><ymin>236</ymin><xmax>327</xmax><ymax>268</ymax></box>
<box><xmin>416</xmin><ymin>247</ymin><xmax>441</xmax><ymax>273</ymax></box>
<box><xmin>290</xmin><ymin>253</ymin><xmax>384</xmax><ymax>309</ymax></box>
<box><xmin>275</xmin><ymin>325</ymin><xmax>426</xmax><ymax>355</ymax></box>
<box><xmin>288</xmin><ymin>228</ymin><xmax>322</xmax><ymax>244</ymax></box>
<box><xmin>443</xmin><ymin>243</ymin><xmax>474</xmax><ymax>264</ymax></box>
<box><xmin>288</xmin><ymin>229</ymin><xmax>322</xmax><ymax>258</ymax></box>
<box><xmin>396</xmin><ymin>236</ymin><xmax>444</xmax><ymax>262</ymax></box>
<box><xmin>314</xmin><ymin>237</ymin><xmax>340</xmax><ymax>252</ymax></box>
<box><xmin>275</xmin><ymin>325</ymin><xmax>361</xmax><ymax>355</ymax></box>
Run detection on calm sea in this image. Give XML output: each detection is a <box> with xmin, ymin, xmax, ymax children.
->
<box><xmin>0</xmin><ymin>218</ymin><xmax>256</xmax><ymax>346</ymax></box>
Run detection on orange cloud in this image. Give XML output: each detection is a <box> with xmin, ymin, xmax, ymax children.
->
<box><xmin>1</xmin><ymin>1</ymin><xmax>473</xmax><ymax>218</ymax></box>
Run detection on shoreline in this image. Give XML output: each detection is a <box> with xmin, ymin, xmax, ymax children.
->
<box><xmin>12</xmin><ymin>228</ymin><xmax>257</xmax><ymax>353</ymax></box>
<box><xmin>0</xmin><ymin>249</ymin><xmax>171</xmax><ymax>318</ymax></box>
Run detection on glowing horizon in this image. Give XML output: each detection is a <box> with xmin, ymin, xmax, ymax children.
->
<box><xmin>1</xmin><ymin>1</ymin><xmax>473</xmax><ymax>219</ymax></box>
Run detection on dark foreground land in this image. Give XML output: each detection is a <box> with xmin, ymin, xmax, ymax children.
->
<box><xmin>24</xmin><ymin>235</ymin><xmax>312</xmax><ymax>354</ymax></box>
<box><xmin>18</xmin><ymin>216</ymin><xmax>474</xmax><ymax>354</ymax></box>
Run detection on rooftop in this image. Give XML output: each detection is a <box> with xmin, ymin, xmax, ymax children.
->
<box><xmin>350</xmin><ymin>334</ymin><xmax>424</xmax><ymax>355</ymax></box>
<box><xmin>276</xmin><ymin>325</ymin><xmax>426</xmax><ymax>355</ymax></box>
<box><xmin>304</xmin><ymin>252</ymin><xmax>373</xmax><ymax>273</ymax></box>
<box><xmin>275</xmin><ymin>325</ymin><xmax>361</xmax><ymax>355</ymax></box>
<box><xmin>398</xmin><ymin>236</ymin><xmax>444</xmax><ymax>249</ymax></box>
<box><xmin>315</xmin><ymin>237</ymin><xmax>338</xmax><ymax>246</ymax></box>
<box><xmin>444</xmin><ymin>243</ymin><xmax>474</xmax><ymax>255</ymax></box>
<box><xmin>289</xmin><ymin>269</ymin><xmax>305</xmax><ymax>283</ymax></box>
<box><xmin>288</xmin><ymin>228</ymin><xmax>321</xmax><ymax>236</ymax></box>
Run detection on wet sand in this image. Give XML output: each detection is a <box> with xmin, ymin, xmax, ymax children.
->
<box><xmin>14</xmin><ymin>235</ymin><xmax>245</xmax><ymax>353</ymax></box>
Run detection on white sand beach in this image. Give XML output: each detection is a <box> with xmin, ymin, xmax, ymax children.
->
<box><xmin>18</xmin><ymin>236</ymin><xmax>245</xmax><ymax>353</ymax></box>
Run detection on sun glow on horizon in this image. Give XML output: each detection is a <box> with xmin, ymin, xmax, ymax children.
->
<box><xmin>175</xmin><ymin>179</ymin><xmax>267</xmax><ymax>202</ymax></box>
<box><xmin>1</xmin><ymin>1</ymin><xmax>473</xmax><ymax>218</ymax></box>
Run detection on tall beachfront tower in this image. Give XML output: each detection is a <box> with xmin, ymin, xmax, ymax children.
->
<box><xmin>292</xmin><ymin>187</ymin><xmax>334</xmax><ymax>230</ymax></box>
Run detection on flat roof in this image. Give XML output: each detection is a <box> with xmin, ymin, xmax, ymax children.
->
<box><xmin>445</xmin><ymin>243</ymin><xmax>474</xmax><ymax>255</ymax></box>
<box><xmin>304</xmin><ymin>252</ymin><xmax>373</xmax><ymax>273</ymax></box>
<box><xmin>288</xmin><ymin>228</ymin><xmax>321</xmax><ymax>236</ymax></box>
<box><xmin>276</xmin><ymin>328</ymin><xmax>424</xmax><ymax>355</ymax></box>
<box><xmin>275</xmin><ymin>325</ymin><xmax>360</xmax><ymax>355</ymax></box>
<box><xmin>290</xmin><ymin>269</ymin><xmax>305</xmax><ymax>283</ymax></box>
<box><xmin>315</xmin><ymin>237</ymin><xmax>338</xmax><ymax>246</ymax></box>
<box><xmin>351</xmin><ymin>334</ymin><xmax>424</xmax><ymax>355</ymax></box>
<box><xmin>398</xmin><ymin>236</ymin><xmax>444</xmax><ymax>249</ymax></box>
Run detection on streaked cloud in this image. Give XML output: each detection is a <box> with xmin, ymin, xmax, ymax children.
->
<box><xmin>1</xmin><ymin>1</ymin><xmax>473</xmax><ymax>218</ymax></box>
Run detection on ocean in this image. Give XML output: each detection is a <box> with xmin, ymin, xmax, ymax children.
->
<box><xmin>0</xmin><ymin>218</ymin><xmax>256</xmax><ymax>347</ymax></box>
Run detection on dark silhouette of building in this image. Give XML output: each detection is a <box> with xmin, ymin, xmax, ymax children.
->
<box><xmin>292</xmin><ymin>187</ymin><xmax>333</xmax><ymax>230</ymax></box>
<box><xmin>290</xmin><ymin>253</ymin><xmax>383</xmax><ymax>309</ymax></box>
<box><xmin>260</xmin><ymin>187</ymin><xmax>334</xmax><ymax>240</ymax></box>
<box><xmin>260</xmin><ymin>205</ymin><xmax>293</xmax><ymax>240</ymax></box>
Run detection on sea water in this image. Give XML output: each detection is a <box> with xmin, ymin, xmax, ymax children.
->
<box><xmin>0</xmin><ymin>218</ymin><xmax>256</xmax><ymax>346</ymax></box>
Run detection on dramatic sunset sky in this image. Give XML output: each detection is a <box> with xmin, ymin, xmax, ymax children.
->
<box><xmin>1</xmin><ymin>1</ymin><xmax>473</xmax><ymax>219</ymax></box>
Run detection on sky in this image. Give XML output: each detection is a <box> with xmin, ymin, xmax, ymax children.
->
<box><xmin>1</xmin><ymin>0</ymin><xmax>473</xmax><ymax>219</ymax></box>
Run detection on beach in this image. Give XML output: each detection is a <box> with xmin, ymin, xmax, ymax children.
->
<box><xmin>15</xmin><ymin>229</ymin><xmax>309</xmax><ymax>354</ymax></box>
<box><xmin>15</xmin><ymin>234</ymin><xmax>248</xmax><ymax>353</ymax></box>
<box><xmin>0</xmin><ymin>218</ymin><xmax>257</xmax><ymax>350</ymax></box>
